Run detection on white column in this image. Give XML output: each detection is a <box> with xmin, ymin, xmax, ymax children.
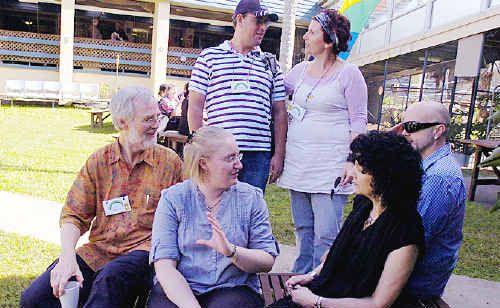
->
<box><xmin>481</xmin><ymin>0</ymin><xmax>492</xmax><ymax>11</ymax></box>
<box><xmin>59</xmin><ymin>0</ymin><xmax>75</xmax><ymax>103</ymax></box>
<box><xmin>279</xmin><ymin>0</ymin><xmax>297</xmax><ymax>74</ymax></box>
<box><xmin>424</xmin><ymin>0</ymin><xmax>434</xmax><ymax>31</ymax></box>
<box><xmin>384</xmin><ymin>0</ymin><xmax>395</xmax><ymax>47</ymax></box>
<box><xmin>151</xmin><ymin>0</ymin><xmax>171</xmax><ymax>91</ymax></box>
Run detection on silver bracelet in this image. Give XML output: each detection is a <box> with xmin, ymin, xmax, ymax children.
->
<box><xmin>315</xmin><ymin>295</ymin><xmax>323</xmax><ymax>308</ymax></box>
<box><xmin>227</xmin><ymin>244</ymin><xmax>237</xmax><ymax>258</ymax></box>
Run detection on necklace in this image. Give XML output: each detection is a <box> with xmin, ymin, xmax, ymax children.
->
<box><xmin>364</xmin><ymin>215</ymin><xmax>375</xmax><ymax>229</ymax></box>
<box><xmin>205</xmin><ymin>196</ymin><xmax>222</xmax><ymax>212</ymax></box>
<box><xmin>304</xmin><ymin>61</ymin><xmax>335</xmax><ymax>103</ymax></box>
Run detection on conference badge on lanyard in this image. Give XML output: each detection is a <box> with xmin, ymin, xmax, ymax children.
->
<box><xmin>103</xmin><ymin>195</ymin><xmax>132</xmax><ymax>216</ymax></box>
<box><xmin>287</xmin><ymin>103</ymin><xmax>306</xmax><ymax>122</ymax></box>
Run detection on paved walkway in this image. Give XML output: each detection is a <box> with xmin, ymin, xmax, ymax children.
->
<box><xmin>463</xmin><ymin>174</ymin><xmax>499</xmax><ymax>207</ymax></box>
<box><xmin>1</xmin><ymin>191</ymin><xmax>499</xmax><ymax>308</ymax></box>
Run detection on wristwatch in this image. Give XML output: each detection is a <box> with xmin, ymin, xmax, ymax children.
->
<box><xmin>227</xmin><ymin>244</ymin><xmax>237</xmax><ymax>258</ymax></box>
<box><xmin>308</xmin><ymin>270</ymin><xmax>318</xmax><ymax>279</ymax></box>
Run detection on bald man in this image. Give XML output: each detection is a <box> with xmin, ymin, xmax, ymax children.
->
<box><xmin>394</xmin><ymin>102</ymin><xmax>466</xmax><ymax>307</ymax></box>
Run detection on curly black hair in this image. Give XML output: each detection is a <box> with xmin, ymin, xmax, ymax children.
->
<box><xmin>321</xmin><ymin>9</ymin><xmax>351</xmax><ymax>54</ymax></box>
<box><xmin>350</xmin><ymin>131</ymin><xmax>423</xmax><ymax>215</ymax></box>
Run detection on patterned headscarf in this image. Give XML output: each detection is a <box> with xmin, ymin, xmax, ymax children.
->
<box><xmin>313</xmin><ymin>11</ymin><xmax>339</xmax><ymax>48</ymax></box>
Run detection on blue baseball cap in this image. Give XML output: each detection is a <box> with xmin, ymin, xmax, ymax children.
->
<box><xmin>234</xmin><ymin>0</ymin><xmax>279</xmax><ymax>22</ymax></box>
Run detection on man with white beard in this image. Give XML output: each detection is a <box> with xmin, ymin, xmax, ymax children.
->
<box><xmin>21</xmin><ymin>86</ymin><xmax>183</xmax><ymax>307</ymax></box>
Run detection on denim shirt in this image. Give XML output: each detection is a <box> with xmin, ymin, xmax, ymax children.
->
<box><xmin>150</xmin><ymin>180</ymin><xmax>279</xmax><ymax>295</ymax></box>
<box><xmin>406</xmin><ymin>144</ymin><xmax>466</xmax><ymax>298</ymax></box>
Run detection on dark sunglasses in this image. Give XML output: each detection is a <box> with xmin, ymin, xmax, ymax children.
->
<box><xmin>402</xmin><ymin>121</ymin><xmax>444</xmax><ymax>133</ymax></box>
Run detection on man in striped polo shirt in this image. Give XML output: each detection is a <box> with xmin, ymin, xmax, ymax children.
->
<box><xmin>188</xmin><ymin>0</ymin><xmax>287</xmax><ymax>193</ymax></box>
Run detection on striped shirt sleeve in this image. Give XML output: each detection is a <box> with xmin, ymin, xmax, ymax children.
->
<box><xmin>271</xmin><ymin>64</ymin><xmax>286</xmax><ymax>103</ymax></box>
<box><xmin>189</xmin><ymin>52</ymin><xmax>210</xmax><ymax>96</ymax></box>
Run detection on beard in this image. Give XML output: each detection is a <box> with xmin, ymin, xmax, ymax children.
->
<box><xmin>128</xmin><ymin>128</ymin><xmax>157</xmax><ymax>151</ymax></box>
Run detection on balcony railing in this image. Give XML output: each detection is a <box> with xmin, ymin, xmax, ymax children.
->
<box><xmin>0</xmin><ymin>29</ymin><xmax>200</xmax><ymax>77</ymax></box>
<box><xmin>351</xmin><ymin>0</ymin><xmax>497</xmax><ymax>57</ymax></box>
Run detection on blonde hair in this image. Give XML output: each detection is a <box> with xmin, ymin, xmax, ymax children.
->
<box><xmin>183</xmin><ymin>126</ymin><xmax>235</xmax><ymax>184</ymax></box>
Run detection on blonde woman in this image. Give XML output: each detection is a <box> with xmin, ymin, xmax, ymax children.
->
<box><xmin>148</xmin><ymin>126</ymin><xmax>279</xmax><ymax>308</ymax></box>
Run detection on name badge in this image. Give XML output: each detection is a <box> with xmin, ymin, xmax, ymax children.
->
<box><xmin>231</xmin><ymin>80</ymin><xmax>251</xmax><ymax>93</ymax></box>
<box><xmin>103</xmin><ymin>196</ymin><xmax>131</xmax><ymax>216</ymax></box>
<box><xmin>287</xmin><ymin>103</ymin><xmax>306</xmax><ymax>122</ymax></box>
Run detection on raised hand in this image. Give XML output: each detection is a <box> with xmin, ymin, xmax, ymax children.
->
<box><xmin>196</xmin><ymin>211</ymin><xmax>233</xmax><ymax>257</ymax></box>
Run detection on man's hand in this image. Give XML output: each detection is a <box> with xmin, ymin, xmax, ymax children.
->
<box><xmin>50</xmin><ymin>255</ymin><xmax>83</xmax><ymax>298</ymax></box>
<box><xmin>391</xmin><ymin>123</ymin><xmax>404</xmax><ymax>135</ymax></box>
<box><xmin>268</xmin><ymin>153</ymin><xmax>284</xmax><ymax>184</ymax></box>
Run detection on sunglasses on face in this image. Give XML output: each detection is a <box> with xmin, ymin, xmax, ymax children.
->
<box><xmin>402</xmin><ymin>121</ymin><xmax>444</xmax><ymax>133</ymax></box>
<box><xmin>255</xmin><ymin>16</ymin><xmax>271</xmax><ymax>26</ymax></box>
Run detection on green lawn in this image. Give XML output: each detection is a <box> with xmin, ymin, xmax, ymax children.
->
<box><xmin>0</xmin><ymin>105</ymin><xmax>499</xmax><ymax>306</ymax></box>
<box><xmin>0</xmin><ymin>105</ymin><xmax>115</xmax><ymax>203</ymax></box>
<box><xmin>0</xmin><ymin>231</ymin><xmax>60</xmax><ymax>307</ymax></box>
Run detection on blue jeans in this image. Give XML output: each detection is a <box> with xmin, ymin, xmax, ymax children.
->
<box><xmin>20</xmin><ymin>250</ymin><xmax>152</xmax><ymax>308</ymax></box>
<box><xmin>290</xmin><ymin>190</ymin><xmax>347</xmax><ymax>274</ymax></box>
<box><xmin>238</xmin><ymin>151</ymin><xmax>271</xmax><ymax>193</ymax></box>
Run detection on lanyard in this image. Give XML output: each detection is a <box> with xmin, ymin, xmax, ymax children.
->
<box><xmin>294</xmin><ymin>61</ymin><xmax>335</xmax><ymax>104</ymax></box>
<box><xmin>229</xmin><ymin>41</ymin><xmax>256</xmax><ymax>84</ymax></box>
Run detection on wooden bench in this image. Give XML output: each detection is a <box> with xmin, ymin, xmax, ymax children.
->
<box><xmin>89</xmin><ymin>109</ymin><xmax>110</xmax><ymax>128</ymax></box>
<box><xmin>459</xmin><ymin>139</ymin><xmax>500</xmax><ymax>201</ymax></box>
<box><xmin>258</xmin><ymin>272</ymin><xmax>296</xmax><ymax>306</ymax></box>
<box><xmin>258</xmin><ymin>273</ymin><xmax>451</xmax><ymax>308</ymax></box>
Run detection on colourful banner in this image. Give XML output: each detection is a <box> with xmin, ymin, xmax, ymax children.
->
<box><xmin>338</xmin><ymin>0</ymin><xmax>382</xmax><ymax>59</ymax></box>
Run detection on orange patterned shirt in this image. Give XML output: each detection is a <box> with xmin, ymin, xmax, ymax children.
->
<box><xmin>60</xmin><ymin>141</ymin><xmax>183</xmax><ymax>271</ymax></box>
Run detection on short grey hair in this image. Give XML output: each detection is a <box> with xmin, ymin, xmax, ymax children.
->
<box><xmin>109</xmin><ymin>86</ymin><xmax>155</xmax><ymax>130</ymax></box>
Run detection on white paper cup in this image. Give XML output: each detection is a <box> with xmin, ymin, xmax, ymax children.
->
<box><xmin>59</xmin><ymin>281</ymin><xmax>80</xmax><ymax>308</ymax></box>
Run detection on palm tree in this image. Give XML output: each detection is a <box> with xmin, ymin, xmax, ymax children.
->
<box><xmin>279</xmin><ymin>0</ymin><xmax>297</xmax><ymax>74</ymax></box>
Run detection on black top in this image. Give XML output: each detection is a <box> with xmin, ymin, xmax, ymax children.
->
<box><xmin>310</xmin><ymin>195</ymin><xmax>424</xmax><ymax>299</ymax></box>
<box><xmin>177</xmin><ymin>97</ymin><xmax>189</xmax><ymax>136</ymax></box>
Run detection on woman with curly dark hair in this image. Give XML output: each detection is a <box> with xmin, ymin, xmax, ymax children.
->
<box><xmin>277</xmin><ymin>9</ymin><xmax>368</xmax><ymax>274</ymax></box>
<box><xmin>278</xmin><ymin>131</ymin><xmax>425</xmax><ymax>308</ymax></box>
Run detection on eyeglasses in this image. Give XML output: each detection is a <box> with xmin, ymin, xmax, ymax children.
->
<box><xmin>255</xmin><ymin>16</ymin><xmax>271</xmax><ymax>26</ymax></box>
<box><xmin>223</xmin><ymin>153</ymin><xmax>244</xmax><ymax>163</ymax></box>
<box><xmin>402</xmin><ymin>121</ymin><xmax>444</xmax><ymax>133</ymax></box>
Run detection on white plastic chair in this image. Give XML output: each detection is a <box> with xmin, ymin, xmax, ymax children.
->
<box><xmin>5</xmin><ymin>80</ymin><xmax>25</xmax><ymax>98</ymax></box>
<box><xmin>80</xmin><ymin>83</ymin><xmax>100</xmax><ymax>102</ymax></box>
<box><xmin>61</xmin><ymin>83</ymin><xmax>81</xmax><ymax>103</ymax></box>
<box><xmin>43</xmin><ymin>81</ymin><xmax>61</xmax><ymax>101</ymax></box>
<box><xmin>24</xmin><ymin>81</ymin><xmax>44</xmax><ymax>99</ymax></box>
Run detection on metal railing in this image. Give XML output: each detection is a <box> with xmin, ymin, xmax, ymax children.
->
<box><xmin>352</xmin><ymin>0</ymin><xmax>495</xmax><ymax>56</ymax></box>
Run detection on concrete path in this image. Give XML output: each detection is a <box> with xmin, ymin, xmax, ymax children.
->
<box><xmin>1</xmin><ymin>191</ymin><xmax>499</xmax><ymax>308</ymax></box>
<box><xmin>463</xmin><ymin>174</ymin><xmax>499</xmax><ymax>207</ymax></box>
